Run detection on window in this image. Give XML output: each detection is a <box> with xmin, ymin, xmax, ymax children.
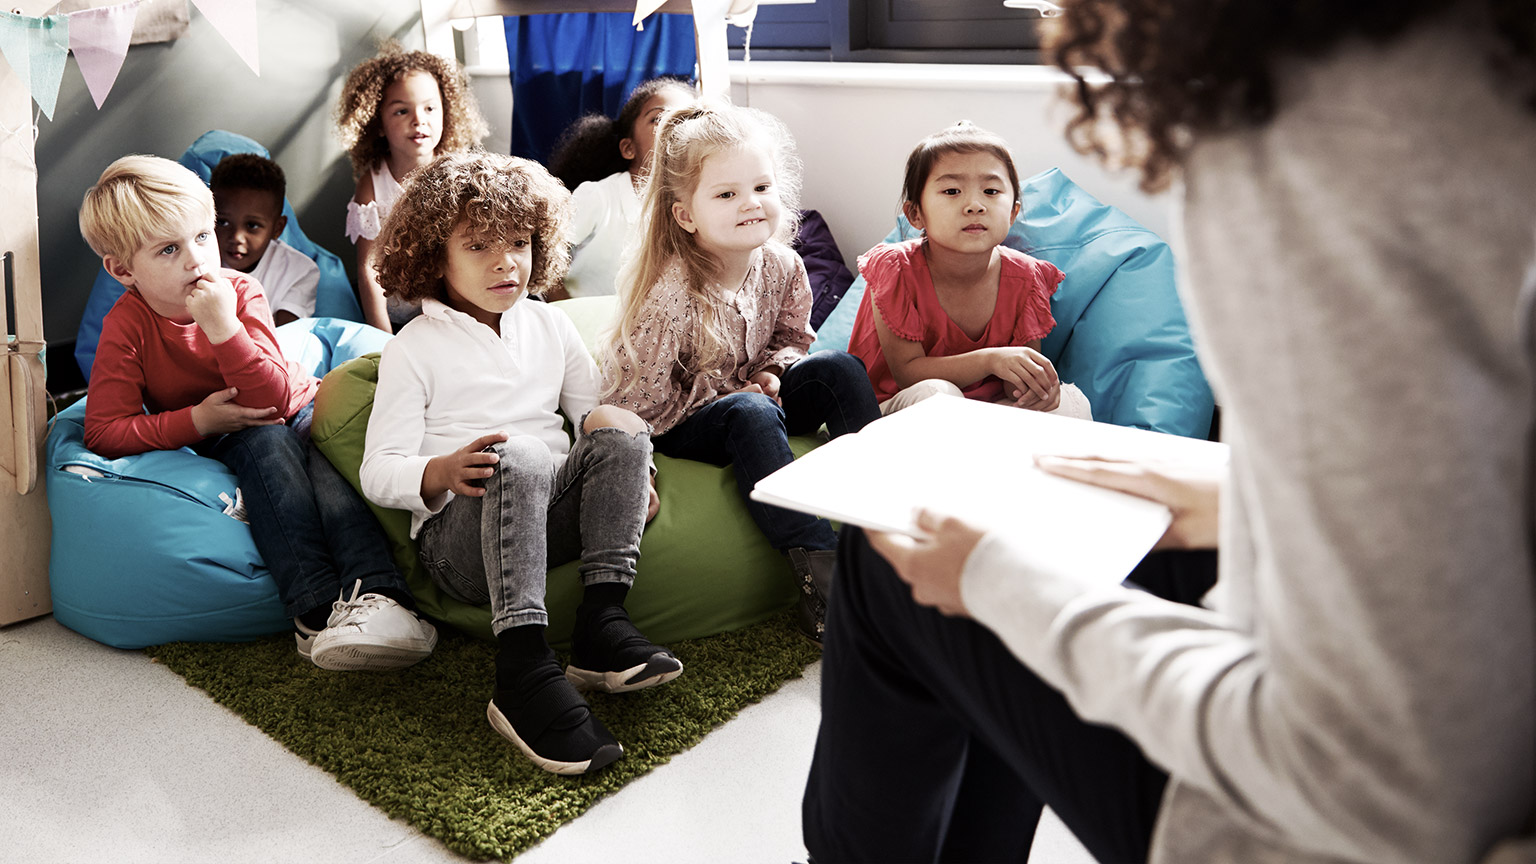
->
<box><xmin>729</xmin><ymin>0</ymin><xmax>1047</xmax><ymax>64</ymax></box>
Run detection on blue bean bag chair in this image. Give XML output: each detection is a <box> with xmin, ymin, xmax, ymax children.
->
<box><xmin>74</xmin><ymin>130</ymin><xmax>364</xmax><ymax>381</ymax></box>
<box><xmin>812</xmin><ymin>167</ymin><xmax>1214</xmax><ymax>439</ymax></box>
<box><xmin>47</xmin><ymin>318</ymin><xmax>390</xmax><ymax>649</ymax></box>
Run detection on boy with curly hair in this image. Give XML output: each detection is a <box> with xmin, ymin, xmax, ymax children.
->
<box><xmin>359</xmin><ymin>152</ymin><xmax>678</xmax><ymax>776</ymax></box>
<box><xmin>79</xmin><ymin>155</ymin><xmax>436</xmax><ymax>670</ymax></box>
<box><xmin>334</xmin><ymin>41</ymin><xmax>489</xmax><ymax>333</ymax></box>
<box><xmin>211</xmin><ymin>153</ymin><xmax>319</xmax><ymax>326</ymax></box>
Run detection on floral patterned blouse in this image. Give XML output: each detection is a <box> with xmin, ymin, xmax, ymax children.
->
<box><xmin>604</xmin><ymin>241</ymin><xmax>814</xmax><ymax>436</ymax></box>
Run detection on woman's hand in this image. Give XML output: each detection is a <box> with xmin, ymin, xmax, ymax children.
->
<box><xmin>646</xmin><ymin>474</ymin><xmax>660</xmax><ymax>522</ymax></box>
<box><xmin>422</xmin><ymin>433</ymin><xmax>508</xmax><ymax>500</ymax></box>
<box><xmin>1034</xmin><ymin>455</ymin><xmax>1223</xmax><ymax>550</ymax></box>
<box><xmin>867</xmin><ymin>509</ymin><xmax>988</xmax><ymax>618</ymax></box>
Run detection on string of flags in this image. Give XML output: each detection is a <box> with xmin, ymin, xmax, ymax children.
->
<box><xmin>0</xmin><ymin>0</ymin><xmax>258</xmax><ymax>120</ymax></box>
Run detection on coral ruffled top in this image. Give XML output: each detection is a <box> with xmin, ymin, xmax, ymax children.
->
<box><xmin>848</xmin><ymin>238</ymin><xmax>1064</xmax><ymax>403</ymax></box>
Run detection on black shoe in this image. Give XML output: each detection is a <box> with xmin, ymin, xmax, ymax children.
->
<box><xmin>788</xmin><ymin>547</ymin><xmax>835</xmax><ymax>645</ymax></box>
<box><xmin>566</xmin><ymin>605</ymin><xmax>684</xmax><ymax>694</ymax></box>
<box><xmin>488</xmin><ymin>658</ymin><xmax>623</xmax><ymax>775</ymax></box>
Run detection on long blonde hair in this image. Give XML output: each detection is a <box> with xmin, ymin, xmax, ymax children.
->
<box><xmin>603</xmin><ymin>103</ymin><xmax>802</xmax><ymax>396</ymax></box>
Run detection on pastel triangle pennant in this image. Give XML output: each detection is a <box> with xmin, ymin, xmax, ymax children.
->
<box><xmin>0</xmin><ymin>11</ymin><xmax>70</xmax><ymax>120</ymax></box>
<box><xmin>633</xmin><ymin>0</ymin><xmax>668</xmax><ymax>28</ymax></box>
<box><xmin>68</xmin><ymin>0</ymin><xmax>142</xmax><ymax>109</ymax></box>
<box><xmin>189</xmin><ymin>0</ymin><xmax>257</xmax><ymax>75</ymax></box>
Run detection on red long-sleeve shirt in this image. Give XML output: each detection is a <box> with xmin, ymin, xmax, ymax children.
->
<box><xmin>83</xmin><ymin>272</ymin><xmax>320</xmax><ymax>458</ymax></box>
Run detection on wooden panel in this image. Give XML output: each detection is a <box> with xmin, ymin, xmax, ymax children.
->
<box><xmin>0</xmin><ymin>7</ymin><xmax>53</xmax><ymax>626</ymax></box>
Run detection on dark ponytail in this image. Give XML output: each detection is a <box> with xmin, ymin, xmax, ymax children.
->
<box><xmin>547</xmin><ymin>76</ymin><xmax>695</xmax><ymax>190</ymax></box>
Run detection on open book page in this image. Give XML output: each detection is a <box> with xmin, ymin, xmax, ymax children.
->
<box><xmin>751</xmin><ymin>396</ymin><xmax>1229</xmax><ymax>586</ymax></box>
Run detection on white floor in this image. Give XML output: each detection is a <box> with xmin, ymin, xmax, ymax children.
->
<box><xmin>0</xmin><ymin>614</ymin><xmax>1098</xmax><ymax>864</ymax></box>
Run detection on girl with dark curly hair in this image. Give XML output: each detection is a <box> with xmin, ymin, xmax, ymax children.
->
<box><xmin>359</xmin><ymin>152</ymin><xmax>679</xmax><ymax>776</ymax></box>
<box><xmin>334</xmin><ymin>41</ymin><xmax>489</xmax><ymax>333</ymax></box>
<box><xmin>804</xmin><ymin>2</ymin><xmax>1536</xmax><ymax>862</ymax></box>
<box><xmin>544</xmin><ymin>77</ymin><xmax>696</xmax><ymax>301</ymax></box>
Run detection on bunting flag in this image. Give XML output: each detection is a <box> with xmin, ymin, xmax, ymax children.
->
<box><xmin>189</xmin><ymin>0</ymin><xmax>258</xmax><ymax>75</ymax></box>
<box><xmin>0</xmin><ymin>11</ymin><xmax>70</xmax><ymax>120</ymax></box>
<box><xmin>68</xmin><ymin>0</ymin><xmax>142</xmax><ymax>109</ymax></box>
<box><xmin>632</xmin><ymin>0</ymin><xmax>668</xmax><ymax>28</ymax></box>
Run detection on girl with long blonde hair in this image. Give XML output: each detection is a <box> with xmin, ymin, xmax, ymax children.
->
<box><xmin>601</xmin><ymin>104</ymin><xmax>881</xmax><ymax>644</ymax></box>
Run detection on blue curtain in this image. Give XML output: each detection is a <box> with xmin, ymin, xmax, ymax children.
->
<box><xmin>505</xmin><ymin>13</ymin><xmax>697</xmax><ymax>165</ymax></box>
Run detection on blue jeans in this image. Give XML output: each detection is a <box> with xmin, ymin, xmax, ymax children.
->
<box><xmin>204</xmin><ymin>401</ymin><xmax>408</xmax><ymax>618</ymax></box>
<box><xmin>653</xmin><ymin>351</ymin><xmax>881</xmax><ymax>552</ymax></box>
<box><xmin>416</xmin><ymin>427</ymin><xmax>653</xmax><ymax>635</ymax></box>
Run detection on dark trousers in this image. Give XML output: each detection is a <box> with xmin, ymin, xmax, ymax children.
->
<box><xmin>203</xmin><ymin>401</ymin><xmax>408</xmax><ymax>618</ymax></box>
<box><xmin>653</xmin><ymin>351</ymin><xmax>881</xmax><ymax>552</ymax></box>
<box><xmin>802</xmin><ymin>526</ymin><xmax>1218</xmax><ymax>864</ymax></box>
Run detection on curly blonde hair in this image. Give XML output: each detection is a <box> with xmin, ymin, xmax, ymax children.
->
<box><xmin>374</xmin><ymin>152</ymin><xmax>573</xmax><ymax>304</ymax></box>
<box><xmin>604</xmin><ymin>104</ymin><xmax>802</xmax><ymax>394</ymax></box>
<box><xmin>333</xmin><ymin>40</ymin><xmax>489</xmax><ymax>179</ymax></box>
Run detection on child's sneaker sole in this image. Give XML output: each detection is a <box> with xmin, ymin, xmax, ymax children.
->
<box><xmin>311</xmin><ymin>632</ymin><xmax>436</xmax><ymax>671</ymax></box>
<box><xmin>565</xmin><ymin>654</ymin><xmax>684</xmax><ymax>694</ymax></box>
<box><xmin>486</xmin><ymin>700</ymin><xmax>623</xmax><ymax>775</ymax></box>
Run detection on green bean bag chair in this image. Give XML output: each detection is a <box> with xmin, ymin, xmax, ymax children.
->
<box><xmin>310</xmin><ymin>296</ymin><xmax>818</xmax><ymax>648</ymax></box>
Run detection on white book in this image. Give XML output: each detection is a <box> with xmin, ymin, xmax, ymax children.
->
<box><xmin>751</xmin><ymin>396</ymin><xmax>1229</xmax><ymax>586</ymax></box>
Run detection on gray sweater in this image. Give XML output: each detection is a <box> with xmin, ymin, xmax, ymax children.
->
<box><xmin>961</xmin><ymin>14</ymin><xmax>1536</xmax><ymax>864</ymax></box>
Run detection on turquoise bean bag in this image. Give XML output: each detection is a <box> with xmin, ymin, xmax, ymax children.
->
<box><xmin>47</xmin><ymin>318</ymin><xmax>390</xmax><ymax>649</ymax></box>
<box><xmin>812</xmin><ymin>167</ymin><xmax>1214</xmax><ymax>439</ymax></box>
<box><xmin>74</xmin><ymin>130</ymin><xmax>364</xmax><ymax>381</ymax></box>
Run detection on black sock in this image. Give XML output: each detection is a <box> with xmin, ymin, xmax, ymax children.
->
<box><xmin>370</xmin><ymin>585</ymin><xmax>417</xmax><ymax>612</ymax></box>
<box><xmin>495</xmin><ymin>624</ymin><xmax>556</xmax><ymax>694</ymax></box>
<box><xmin>297</xmin><ymin>604</ymin><xmax>331</xmax><ymax>632</ymax></box>
<box><xmin>577</xmin><ymin>582</ymin><xmax>630</xmax><ymax>620</ymax></box>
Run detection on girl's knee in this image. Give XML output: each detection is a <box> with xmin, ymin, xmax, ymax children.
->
<box><xmin>917</xmin><ymin>379</ymin><xmax>963</xmax><ymax>400</ymax></box>
<box><xmin>583</xmin><ymin>405</ymin><xmax>649</xmax><ymax>436</ymax></box>
<box><xmin>725</xmin><ymin>391</ymin><xmax>785</xmax><ymax>428</ymax></box>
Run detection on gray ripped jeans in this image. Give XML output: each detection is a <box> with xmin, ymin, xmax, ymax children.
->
<box><xmin>417</xmin><ymin>427</ymin><xmax>652</xmax><ymax>635</ymax></box>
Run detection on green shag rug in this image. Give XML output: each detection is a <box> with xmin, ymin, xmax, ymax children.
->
<box><xmin>144</xmin><ymin>612</ymin><xmax>820</xmax><ymax>860</ymax></box>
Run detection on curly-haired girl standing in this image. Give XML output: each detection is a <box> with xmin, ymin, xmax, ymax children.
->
<box><xmin>361</xmin><ymin>152</ymin><xmax>678</xmax><ymax>776</ymax></box>
<box><xmin>334</xmin><ymin>42</ymin><xmax>488</xmax><ymax>333</ymax></box>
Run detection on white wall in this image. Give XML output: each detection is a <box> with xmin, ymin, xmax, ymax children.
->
<box><xmin>728</xmin><ymin>62</ymin><xmax>1172</xmax><ymax>266</ymax></box>
<box><xmin>469</xmin><ymin>55</ymin><xmax>1172</xmax><ymax>270</ymax></box>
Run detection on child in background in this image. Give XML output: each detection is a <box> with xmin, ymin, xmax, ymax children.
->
<box><xmin>602</xmin><ymin>105</ymin><xmax>881</xmax><ymax>644</ymax></box>
<box><xmin>361</xmin><ymin>152</ymin><xmax>679</xmax><ymax>776</ymax></box>
<box><xmin>848</xmin><ymin>122</ymin><xmax>1092</xmax><ymax>418</ymax></box>
<box><xmin>80</xmin><ymin>155</ymin><xmax>436</xmax><ymax>671</ymax></box>
<box><xmin>335</xmin><ymin>41</ymin><xmax>489</xmax><ymax>332</ymax></box>
<box><xmin>545</xmin><ymin>77</ymin><xmax>697</xmax><ymax>301</ymax></box>
<box><xmin>211</xmin><ymin>153</ymin><xmax>319</xmax><ymax>326</ymax></box>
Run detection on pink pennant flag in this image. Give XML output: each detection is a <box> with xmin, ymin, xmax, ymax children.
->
<box><xmin>189</xmin><ymin>0</ymin><xmax>257</xmax><ymax>75</ymax></box>
<box><xmin>68</xmin><ymin>0</ymin><xmax>141</xmax><ymax>109</ymax></box>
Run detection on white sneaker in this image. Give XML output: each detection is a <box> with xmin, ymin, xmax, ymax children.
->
<box><xmin>309</xmin><ymin>580</ymin><xmax>437</xmax><ymax>671</ymax></box>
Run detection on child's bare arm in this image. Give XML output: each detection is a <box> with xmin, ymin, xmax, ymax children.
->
<box><xmin>356</xmin><ymin>236</ymin><xmax>392</xmax><ymax>333</ymax></box>
<box><xmin>351</xmin><ymin>174</ymin><xmax>392</xmax><ymax>333</ymax></box>
<box><xmin>873</xmin><ymin>304</ymin><xmax>1054</xmax><ymax>398</ymax></box>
